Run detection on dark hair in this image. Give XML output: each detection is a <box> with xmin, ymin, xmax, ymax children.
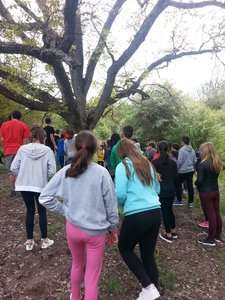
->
<box><xmin>55</xmin><ymin>129</ymin><xmax>60</xmax><ymax>134</ymax></box>
<box><xmin>61</xmin><ymin>133</ymin><xmax>65</xmax><ymax>139</ymax></box>
<box><xmin>117</xmin><ymin>139</ymin><xmax>160</xmax><ymax>186</ymax></box>
<box><xmin>106</xmin><ymin>139</ymin><xmax>111</xmax><ymax>146</ymax></box>
<box><xmin>8</xmin><ymin>114</ymin><xmax>12</xmax><ymax>120</ymax></box>
<box><xmin>45</xmin><ymin>117</ymin><xmax>51</xmax><ymax>124</ymax></box>
<box><xmin>110</xmin><ymin>133</ymin><xmax>120</xmax><ymax>149</ymax></box>
<box><xmin>182</xmin><ymin>136</ymin><xmax>189</xmax><ymax>145</ymax></box>
<box><xmin>172</xmin><ymin>143</ymin><xmax>179</xmax><ymax>151</ymax></box>
<box><xmin>123</xmin><ymin>125</ymin><xmax>133</xmax><ymax>139</ymax></box>
<box><xmin>149</xmin><ymin>142</ymin><xmax>155</xmax><ymax>149</ymax></box>
<box><xmin>195</xmin><ymin>151</ymin><xmax>200</xmax><ymax>158</ymax></box>
<box><xmin>171</xmin><ymin>150</ymin><xmax>178</xmax><ymax>160</ymax></box>
<box><xmin>132</xmin><ymin>138</ymin><xmax>137</xmax><ymax>143</ymax></box>
<box><xmin>12</xmin><ymin>111</ymin><xmax>22</xmax><ymax>120</ymax></box>
<box><xmin>158</xmin><ymin>141</ymin><xmax>169</xmax><ymax>165</ymax></box>
<box><xmin>67</xmin><ymin>129</ymin><xmax>75</xmax><ymax>139</ymax></box>
<box><xmin>31</xmin><ymin>126</ymin><xmax>46</xmax><ymax>144</ymax></box>
<box><xmin>65</xmin><ymin>130</ymin><xmax>97</xmax><ymax>178</ymax></box>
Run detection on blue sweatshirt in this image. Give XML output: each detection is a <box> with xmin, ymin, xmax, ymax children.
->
<box><xmin>115</xmin><ymin>158</ymin><xmax>160</xmax><ymax>216</ymax></box>
<box><xmin>58</xmin><ymin>139</ymin><xmax>66</xmax><ymax>156</ymax></box>
<box><xmin>39</xmin><ymin>162</ymin><xmax>118</xmax><ymax>236</ymax></box>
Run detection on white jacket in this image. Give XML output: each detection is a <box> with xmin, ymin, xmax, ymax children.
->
<box><xmin>11</xmin><ymin>143</ymin><xmax>56</xmax><ymax>193</ymax></box>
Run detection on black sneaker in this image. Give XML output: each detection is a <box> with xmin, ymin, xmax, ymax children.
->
<box><xmin>198</xmin><ymin>238</ymin><xmax>215</xmax><ymax>246</ymax></box>
<box><xmin>215</xmin><ymin>236</ymin><xmax>221</xmax><ymax>243</ymax></box>
<box><xmin>171</xmin><ymin>232</ymin><xmax>177</xmax><ymax>239</ymax></box>
<box><xmin>9</xmin><ymin>190</ymin><xmax>16</xmax><ymax>197</ymax></box>
<box><xmin>160</xmin><ymin>233</ymin><xmax>172</xmax><ymax>243</ymax></box>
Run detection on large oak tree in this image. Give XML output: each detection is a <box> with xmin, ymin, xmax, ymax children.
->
<box><xmin>0</xmin><ymin>0</ymin><xmax>224</xmax><ymax>131</ymax></box>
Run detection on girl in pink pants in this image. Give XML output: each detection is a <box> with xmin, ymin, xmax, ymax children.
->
<box><xmin>39</xmin><ymin>131</ymin><xmax>118</xmax><ymax>300</ymax></box>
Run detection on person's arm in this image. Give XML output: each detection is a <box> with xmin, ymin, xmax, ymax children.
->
<box><xmin>50</xmin><ymin>133</ymin><xmax>58</xmax><ymax>150</ymax></box>
<box><xmin>47</xmin><ymin>150</ymin><xmax>57</xmax><ymax>177</ymax></box>
<box><xmin>39</xmin><ymin>170</ymin><xmax>65</xmax><ymax>215</ymax></box>
<box><xmin>103</xmin><ymin>173</ymin><xmax>119</xmax><ymax>233</ymax></box>
<box><xmin>151</xmin><ymin>165</ymin><xmax>160</xmax><ymax>195</ymax></box>
<box><xmin>177</xmin><ymin>149</ymin><xmax>184</xmax><ymax>171</ymax></box>
<box><xmin>195</xmin><ymin>163</ymin><xmax>204</xmax><ymax>187</ymax></box>
<box><xmin>115</xmin><ymin>162</ymin><xmax>128</xmax><ymax>207</ymax></box>
<box><xmin>110</xmin><ymin>146</ymin><xmax>117</xmax><ymax>170</ymax></box>
<box><xmin>10</xmin><ymin>149</ymin><xmax>21</xmax><ymax>175</ymax></box>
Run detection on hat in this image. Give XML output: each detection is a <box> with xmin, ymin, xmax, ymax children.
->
<box><xmin>45</xmin><ymin>117</ymin><xmax>51</xmax><ymax>124</ymax></box>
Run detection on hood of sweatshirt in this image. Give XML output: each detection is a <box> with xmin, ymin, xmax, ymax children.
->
<box><xmin>20</xmin><ymin>143</ymin><xmax>51</xmax><ymax>160</ymax></box>
<box><xmin>182</xmin><ymin>145</ymin><xmax>194</xmax><ymax>152</ymax></box>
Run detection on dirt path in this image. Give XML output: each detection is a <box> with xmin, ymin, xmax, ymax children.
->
<box><xmin>0</xmin><ymin>167</ymin><xmax>225</xmax><ymax>300</ymax></box>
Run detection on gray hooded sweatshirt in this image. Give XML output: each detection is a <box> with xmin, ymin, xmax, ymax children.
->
<box><xmin>10</xmin><ymin>143</ymin><xmax>56</xmax><ymax>193</ymax></box>
<box><xmin>39</xmin><ymin>163</ymin><xmax>118</xmax><ymax>236</ymax></box>
<box><xmin>177</xmin><ymin>145</ymin><xmax>197</xmax><ymax>174</ymax></box>
<box><xmin>64</xmin><ymin>138</ymin><xmax>75</xmax><ymax>159</ymax></box>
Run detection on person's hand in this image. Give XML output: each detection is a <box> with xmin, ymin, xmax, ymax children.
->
<box><xmin>54</xmin><ymin>145</ymin><xmax>58</xmax><ymax>151</ymax></box>
<box><xmin>111</xmin><ymin>232</ymin><xmax>118</xmax><ymax>244</ymax></box>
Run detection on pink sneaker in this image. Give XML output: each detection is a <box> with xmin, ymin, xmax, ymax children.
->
<box><xmin>198</xmin><ymin>221</ymin><xmax>209</xmax><ymax>228</ymax></box>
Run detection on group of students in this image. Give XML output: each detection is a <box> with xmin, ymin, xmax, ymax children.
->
<box><xmin>1</xmin><ymin>114</ymin><xmax>223</xmax><ymax>300</ymax></box>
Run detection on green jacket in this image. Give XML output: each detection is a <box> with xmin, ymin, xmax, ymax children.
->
<box><xmin>110</xmin><ymin>141</ymin><xmax>121</xmax><ymax>170</ymax></box>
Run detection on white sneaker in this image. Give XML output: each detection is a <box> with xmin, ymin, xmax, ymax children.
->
<box><xmin>24</xmin><ymin>240</ymin><xmax>35</xmax><ymax>251</ymax></box>
<box><xmin>137</xmin><ymin>284</ymin><xmax>160</xmax><ymax>300</ymax></box>
<box><xmin>41</xmin><ymin>238</ymin><xmax>54</xmax><ymax>249</ymax></box>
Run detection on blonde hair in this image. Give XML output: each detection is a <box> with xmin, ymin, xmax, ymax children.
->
<box><xmin>117</xmin><ymin>139</ymin><xmax>160</xmax><ymax>186</ymax></box>
<box><xmin>200</xmin><ymin>142</ymin><xmax>223</xmax><ymax>174</ymax></box>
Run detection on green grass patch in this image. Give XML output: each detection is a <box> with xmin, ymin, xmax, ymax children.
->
<box><xmin>158</xmin><ymin>259</ymin><xmax>176</xmax><ymax>291</ymax></box>
<box><xmin>118</xmin><ymin>206</ymin><xmax>124</xmax><ymax>219</ymax></box>
<box><xmin>104</xmin><ymin>275</ymin><xmax>121</xmax><ymax>296</ymax></box>
<box><xmin>47</xmin><ymin>223</ymin><xmax>61</xmax><ymax>237</ymax></box>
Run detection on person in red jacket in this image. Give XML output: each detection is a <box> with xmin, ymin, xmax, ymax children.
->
<box><xmin>0</xmin><ymin>111</ymin><xmax>31</xmax><ymax>197</ymax></box>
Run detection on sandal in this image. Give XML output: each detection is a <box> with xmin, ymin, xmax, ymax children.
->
<box><xmin>24</xmin><ymin>240</ymin><xmax>35</xmax><ymax>251</ymax></box>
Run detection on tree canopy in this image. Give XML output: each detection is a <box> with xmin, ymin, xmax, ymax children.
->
<box><xmin>0</xmin><ymin>0</ymin><xmax>224</xmax><ymax>131</ymax></box>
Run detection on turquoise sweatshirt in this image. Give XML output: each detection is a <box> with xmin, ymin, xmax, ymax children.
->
<box><xmin>115</xmin><ymin>158</ymin><xmax>160</xmax><ymax>216</ymax></box>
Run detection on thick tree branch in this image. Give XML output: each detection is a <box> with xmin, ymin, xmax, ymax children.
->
<box><xmin>0</xmin><ymin>42</ymin><xmax>81</xmax><ymax>68</ymax></box>
<box><xmin>0</xmin><ymin>66</ymin><xmax>58</xmax><ymax>104</ymax></box>
<box><xmin>0</xmin><ymin>83</ymin><xmax>57</xmax><ymax>111</ymax></box>
<box><xmin>169</xmin><ymin>0</ymin><xmax>225</xmax><ymax>10</ymax></box>
<box><xmin>59</xmin><ymin>0</ymin><xmax>79</xmax><ymax>53</ymax></box>
<box><xmin>0</xmin><ymin>20</ymin><xmax>42</xmax><ymax>32</ymax></box>
<box><xmin>83</xmin><ymin>0</ymin><xmax>127</xmax><ymax>97</ymax></box>
<box><xmin>115</xmin><ymin>48</ymin><xmax>220</xmax><ymax>99</ymax></box>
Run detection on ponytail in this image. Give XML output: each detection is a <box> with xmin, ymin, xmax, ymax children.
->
<box><xmin>65</xmin><ymin>130</ymin><xmax>97</xmax><ymax>178</ymax></box>
<box><xmin>158</xmin><ymin>141</ymin><xmax>169</xmax><ymax>165</ymax></box>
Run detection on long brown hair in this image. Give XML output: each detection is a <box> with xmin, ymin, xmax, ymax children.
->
<box><xmin>200</xmin><ymin>142</ymin><xmax>223</xmax><ymax>174</ymax></box>
<box><xmin>31</xmin><ymin>127</ymin><xmax>46</xmax><ymax>144</ymax></box>
<box><xmin>117</xmin><ymin>139</ymin><xmax>160</xmax><ymax>186</ymax></box>
<box><xmin>65</xmin><ymin>130</ymin><xmax>97</xmax><ymax>178</ymax></box>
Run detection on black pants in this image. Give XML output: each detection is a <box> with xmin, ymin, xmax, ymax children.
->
<box><xmin>118</xmin><ymin>209</ymin><xmax>161</xmax><ymax>288</ymax></box>
<box><xmin>59</xmin><ymin>156</ymin><xmax>65</xmax><ymax>168</ymax></box>
<box><xmin>177</xmin><ymin>171</ymin><xmax>194</xmax><ymax>203</ymax></box>
<box><xmin>160</xmin><ymin>197</ymin><xmax>175</xmax><ymax>233</ymax></box>
<box><xmin>21</xmin><ymin>191</ymin><xmax>47</xmax><ymax>240</ymax></box>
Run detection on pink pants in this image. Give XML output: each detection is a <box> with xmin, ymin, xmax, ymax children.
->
<box><xmin>66</xmin><ymin>221</ymin><xmax>106</xmax><ymax>300</ymax></box>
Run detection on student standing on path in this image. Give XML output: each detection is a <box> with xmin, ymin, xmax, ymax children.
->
<box><xmin>10</xmin><ymin>127</ymin><xmax>56</xmax><ymax>251</ymax></box>
<box><xmin>116</xmin><ymin>139</ymin><xmax>161</xmax><ymax>300</ymax></box>
<box><xmin>110</xmin><ymin>125</ymin><xmax>133</xmax><ymax>170</ymax></box>
<box><xmin>0</xmin><ymin>111</ymin><xmax>31</xmax><ymax>197</ymax></box>
<box><xmin>152</xmin><ymin>141</ymin><xmax>179</xmax><ymax>243</ymax></box>
<box><xmin>195</xmin><ymin>142</ymin><xmax>223</xmax><ymax>246</ymax></box>
<box><xmin>64</xmin><ymin>129</ymin><xmax>76</xmax><ymax>164</ymax></box>
<box><xmin>174</xmin><ymin>136</ymin><xmax>197</xmax><ymax>207</ymax></box>
<box><xmin>44</xmin><ymin>117</ymin><xmax>58</xmax><ymax>152</ymax></box>
<box><xmin>39</xmin><ymin>130</ymin><xmax>118</xmax><ymax>300</ymax></box>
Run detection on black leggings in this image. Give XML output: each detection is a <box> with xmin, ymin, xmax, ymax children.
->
<box><xmin>118</xmin><ymin>209</ymin><xmax>161</xmax><ymax>288</ymax></box>
<box><xmin>21</xmin><ymin>191</ymin><xmax>47</xmax><ymax>240</ymax></box>
<box><xmin>160</xmin><ymin>197</ymin><xmax>175</xmax><ymax>233</ymax></box>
